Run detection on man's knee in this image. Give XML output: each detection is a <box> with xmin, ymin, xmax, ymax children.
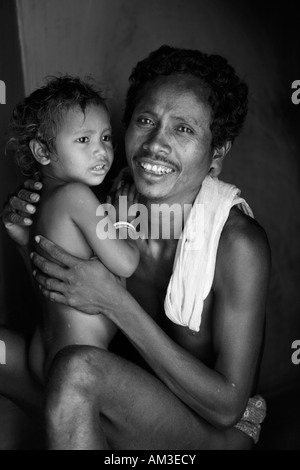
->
<box><xmin>45</xmin><ymin>346</ymin><xmax>107</xmax><ymax>422</ymax></box>
<box><xmin>46</xmin><ymin>345</ymin><xmax>110</xmax><ymax>396</ymax></box>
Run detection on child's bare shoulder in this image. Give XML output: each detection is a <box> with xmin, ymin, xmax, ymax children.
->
<box><xmin>55</xmin><ymin>181</ymin><xmax>95</xmax><ymax>199</ymax></box>
<box><xmin>51</xmin><ymin>182</ymin><xmax>98</xmax><ymax>208</ymax></box>
<box><xmin>40</xmin><ymin>183</ymin><xmax>98</xmax><ymax>224</ymax></box>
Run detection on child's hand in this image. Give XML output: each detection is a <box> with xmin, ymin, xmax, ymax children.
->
<box><xmin>107</xmin><ymin>168</ymin><xmax>140</xmax><ymax>224</ymax></box>
<box><xmin>1</xmin><ymin>179</ymin><xmax>42</xmax><ymax>246</ymax></box>
<box><xmin>114</xmin><ymin>179</ymin><xmax>140</xmax><ymax>225</ymax></box>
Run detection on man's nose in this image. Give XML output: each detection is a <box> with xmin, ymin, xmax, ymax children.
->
<box><xmin>142</xmin><ymin>127</ymin><xmax>171</xmax><ymax>155</ymax></box>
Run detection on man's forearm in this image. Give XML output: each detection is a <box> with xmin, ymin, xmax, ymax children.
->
<box><xmin>105</xmin><ymin>290</ymin><xmax>241</xmax><ymax>428</ymax></box>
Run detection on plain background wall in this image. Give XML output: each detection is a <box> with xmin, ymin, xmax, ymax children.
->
<box><xmin>0</xmin><ymin>0</ymin><xmax>299</xmax><ymax>419</ymax></box>
<box><xmin>0</xmin><ymin>0</ymin><xmax>38</xmax><ymax>332</ymax></box>
<box><xmin>0</xmin><ymin>0</ymin><xmax>41</xmax><ymax>450</ymax></box>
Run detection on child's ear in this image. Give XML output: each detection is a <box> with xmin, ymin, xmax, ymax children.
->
<box><xmin>209</xmin><ymin>141</ymin><xmax>232</xmax><ymax>177</ymax></box>
<box><xmin>29</xmin><ymin>139</ymin><xmax>51</xmax><ymax>165</ymax></box>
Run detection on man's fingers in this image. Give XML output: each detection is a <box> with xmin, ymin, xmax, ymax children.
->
<box><xmin>31</xmin><ymin>251</ymin><xmax>70</xmax><ymax>280</ymax></box>
<box><xmin>9</xmin><ymin>195</ymin><xmax>36</xmax><ymax>215</ymax></box>
<box><xmin>39</xmin><ymin>286</ymin><xmax>68</xmax><ymax>305</ymax></box>
<box><xmin>17</xmin><ymin>188</ymin><xmax>40</xmax><ymax>204</ymax></box>
<box><xmin>34</xmin><ymin>270</ymin><xmax>66</xmax><ymax>294</ymax></box>
<box><xmin>5</xmin><ymin>210</ymin><xmax>32</xmax><ymax>227</ymax></box>
<box><xmin>24</xmin><ymin>180</ymin><xmax>43</xmax><ymax>191</ymax></box>
<box><xmin>35</xmin><ymin>235</ymin><xmax>79</xmax><ymax>268</ymax></box>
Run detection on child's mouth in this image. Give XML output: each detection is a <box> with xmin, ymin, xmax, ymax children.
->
<box><xmin>91</xmin><ymin>164</ymin><xmax>108</xmax><ymax>175</ymax></box>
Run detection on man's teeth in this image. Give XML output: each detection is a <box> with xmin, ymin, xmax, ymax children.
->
<box><xmin>139</xmin><ymin>162</ymin><xmax>174</xmax><ymax>175</ymax></box>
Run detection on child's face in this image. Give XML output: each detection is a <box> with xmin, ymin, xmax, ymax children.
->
<box><xmin>48</xmin><ymin>104</ymin><xmax>113</xmax><ymax>185</ymax></box>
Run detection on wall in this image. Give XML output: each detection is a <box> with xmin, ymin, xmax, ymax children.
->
<box><xmin>0</xmin><ymin>0</ymin><xmax>41</xmax><ymax>451</ymax></box>
<box><xmin>6</xmin><ymin>0</ymin><xmax>300</xmax><ymax>394</ymax></box>
<box><xmin>0</xmin><ymin>0</ymin><xmax>37</xmax><ymax>331</ymax></box>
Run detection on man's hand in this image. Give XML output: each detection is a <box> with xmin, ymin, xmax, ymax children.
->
<box><xmin>31</xmin><ymin>235</ymin><xmax>125</xmax><ymax>316</ymax></box>
<box><xmin>1</xmin><ymin>180</ymin><xmax>42</xmax><ymax>246</ymax></box>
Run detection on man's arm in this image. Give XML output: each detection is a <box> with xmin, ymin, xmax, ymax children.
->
<box><xmin>31</xmin><ymin>221</ymin><xmax>270</xmax><ymax>429</ymax></box>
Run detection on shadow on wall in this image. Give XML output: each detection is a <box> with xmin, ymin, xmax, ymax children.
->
<box><xmin>0</xmin><ymin>0</ymin><xmax>38</xmax><ymax>332</ymax></box>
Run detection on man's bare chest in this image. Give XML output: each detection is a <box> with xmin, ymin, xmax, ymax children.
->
<box><xmin>127</xmin><ymin>240</ymin><xmax>215</xmax><ymax>363</ymax></box>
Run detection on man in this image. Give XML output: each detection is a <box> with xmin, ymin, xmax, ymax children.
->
<box><xmin>2</xmin><ymin>45</ymin><xmax>271</xmax><ymax>450</ymax></box>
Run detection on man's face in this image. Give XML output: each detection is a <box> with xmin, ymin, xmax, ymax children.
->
<box><xmin>125</xmin><ymin>75</ymin><xmax>214</xmax><ymax>204</ymax></box>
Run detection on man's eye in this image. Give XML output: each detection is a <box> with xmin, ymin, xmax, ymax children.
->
<box><xmin>177</xmin><ymin>126</ymin><xmax>192</xmax><ymax>134</ymax></box>
<box><xmin>138</xmin><ymin>117</ymin><xmax>154</xmax><ymax>126</ymax></box>
<box><xmin>76</xmin><ymin>137</ymin><xmax>89</xmax><ymax>143</ymax></box>
<box><xmin>102</xmin><ymin>134</ymin><xmax>112</xmax><ymax>142</ymax></box>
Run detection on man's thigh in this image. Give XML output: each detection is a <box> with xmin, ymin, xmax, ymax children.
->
<box><xmin>57</xmin><ymin>346</ymin><xmax>251</xmax><ymax>450</ymax></box>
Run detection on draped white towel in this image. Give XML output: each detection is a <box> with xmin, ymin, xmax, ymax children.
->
<box><xmin>164</xmin><ymin>175</ymin><xmax>254</xmax><ymax>332</ymax></box>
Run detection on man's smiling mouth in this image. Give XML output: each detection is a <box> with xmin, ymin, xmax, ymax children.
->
<box><xmin>136</xmin><ymin>161</ymin><xmax>175</xmax><ymax>176</ymax></box>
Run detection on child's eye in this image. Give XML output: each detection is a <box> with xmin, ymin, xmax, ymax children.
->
<box><xmin>177</xmin><ymin>126</ymin><xmax>193</xmax><ymax>134</ymax></box>
<box><xmin>102</xmin><ymin>134</ymin><xmax>112</xmax><ymax>142</ymax></box>
<box><xmin>76</xmin><ymin>137</ymin><xmax>89</xmax><ymax>143</ymax></box>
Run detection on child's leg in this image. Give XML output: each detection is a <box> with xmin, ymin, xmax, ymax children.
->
<box><xmin>0</xmin><ymin>326</ymin><xmax>43</xmax><ymax>414</ymax></box>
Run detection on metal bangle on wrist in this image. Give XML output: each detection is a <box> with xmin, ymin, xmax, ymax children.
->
<box><xmin>113</xmin><ymin>221</ymin><xmax>137</xmax><ymax>237</ymax></box>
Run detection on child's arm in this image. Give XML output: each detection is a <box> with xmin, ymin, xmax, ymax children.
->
<box><xmin>61</xmin><ymin>183</ymin><xmax>139</xmax><ymax>278</ymax></box>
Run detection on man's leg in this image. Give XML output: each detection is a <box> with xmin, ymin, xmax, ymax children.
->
<box><xmin>45</xmin><ymin>346</ymin><xmax>252</xmax><ymax>450</ymax></box>
<box><xmin>0</xmin><ymin>326</ymin><xmax>43</xmax><ymax>414</ymax></box>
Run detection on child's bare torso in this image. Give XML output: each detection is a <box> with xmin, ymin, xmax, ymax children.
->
<box><xmin>29</xmin><ymin>183</ymin><xmax>117</xmax><ymax>382</ymax></box>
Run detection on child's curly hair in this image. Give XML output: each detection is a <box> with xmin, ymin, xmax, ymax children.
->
<box><xmin>123</xmin><ymin>45</ymin><xmax>248</xmax><ymax>149</ymax></box>
<box><xmin>7</xmin><ymin>75</ymin><xmax>107</xmax><ymax>179</ymax></box>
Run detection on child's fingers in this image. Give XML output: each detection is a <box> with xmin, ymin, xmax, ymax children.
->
<box><xmin>128</xmin><ymin>183</ymin><xmax>138</xmax><ymax>205</ymax></box>
<box><xmin>115</xmin><ymin>180</ymin><xmax>124</xmax><ymax>200</ymax></box>
<box><xmin>120</xmin><ymin>182</ymin><xmax>130</xmax><ymax>198</ymax></box>
<box><xmin>105</xmin><ymin>194</ymin><xmax>112</xmax><ymax>205</ymax></box>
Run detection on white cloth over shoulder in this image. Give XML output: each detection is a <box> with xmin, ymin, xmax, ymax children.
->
<box><xmin>164</xmin><ymin>175</ymin><xmax>254</xmax><ymax>332</ymax></box>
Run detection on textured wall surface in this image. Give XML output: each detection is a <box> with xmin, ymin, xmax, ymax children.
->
<box><xmin>5</xmin><ymin>0</ymin><xmax>300</xmax><ymax>394</ymax></box>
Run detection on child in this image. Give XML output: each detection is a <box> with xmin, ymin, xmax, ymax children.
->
<box><xmin>8</xmin><ymin>76</ymin><xmax>140</xmax><ymax>383</ymax></box>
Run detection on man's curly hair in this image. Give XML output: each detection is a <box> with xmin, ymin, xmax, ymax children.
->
<box><xmin>123</xmin><ymin>45</ymin><xmax>248</xmax><ymax>149</ymax></box>
<box><xmin>7</xmin><ymin>75</ymin><xmax>107</xmax><ymax>179</ymax></box>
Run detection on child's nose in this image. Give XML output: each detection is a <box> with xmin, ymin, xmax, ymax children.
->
<box><xmin>93</xmin><ymin>141</ymin><xmax>107</xmax><ymax>157</ymax></box>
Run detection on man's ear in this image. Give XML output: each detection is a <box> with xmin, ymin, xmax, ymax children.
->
<box><xmin>29</xmin><ymin>139</ymin><xmax>51</xmax><ymax>165</ymax></box>
<box><xmin>209</xmin><ymin>141</ymin><xmax>232</xmax><ymax>177</ymax></box>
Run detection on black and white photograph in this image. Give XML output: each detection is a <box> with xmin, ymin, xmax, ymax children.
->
<box><xmin>0</xmin><ymin>0</ymin><xmax>299</xmax><ymax>452</ymax></box>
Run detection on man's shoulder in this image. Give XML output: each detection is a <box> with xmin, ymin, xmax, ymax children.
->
<box><xmin>222</xmin><ymin>206</ymin><xmax>269</xmax><ymax>251</ymax></box>
<box><xmin>215</xmin><ymin>206</ymin><xmax>271</xmax><ymax>284</ymax></box>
